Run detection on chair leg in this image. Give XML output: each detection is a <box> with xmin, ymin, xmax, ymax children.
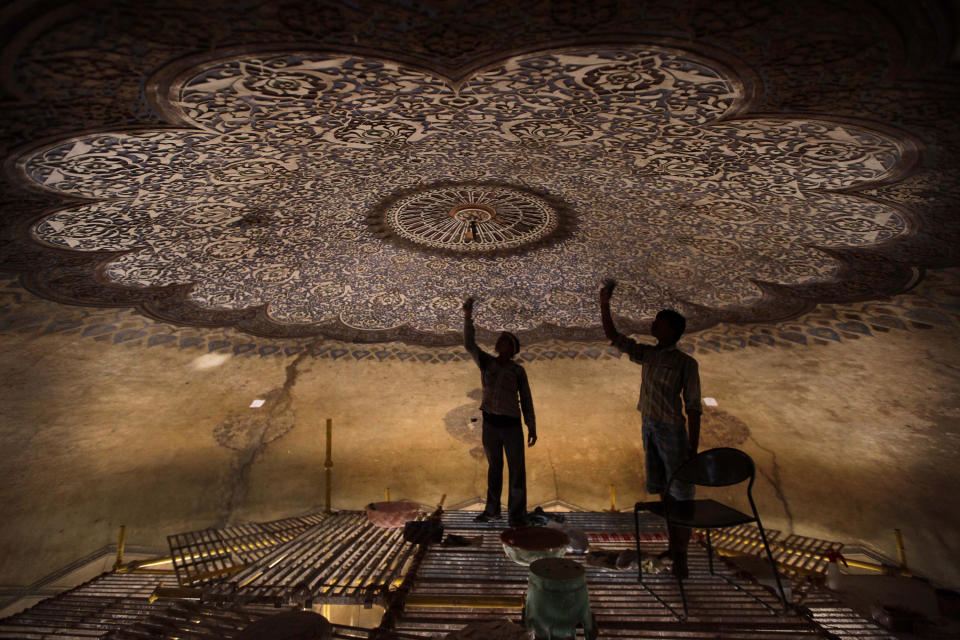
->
<box><xmin>755</xmin><ymin>517</ymin><xmax>789</xmax><ymax>613</ymax></box>
<box><xmin>706</xmin><ymin>529</ymin><xmax>714</xmax><ymax>575</ymax></box>
<box><xmin>664</xmin><ymin>513</ymin><xmax>688</xmax><ymax>620</ymax></box>
<box><xmin>637</xmin><ymin>503</ymin><xmax>688</xmax><ymax>621</ymax></box>
<box><xmin>675</xmin><ymin>569</ymin><xmax>689</xmax><ymax>622</ymax></box>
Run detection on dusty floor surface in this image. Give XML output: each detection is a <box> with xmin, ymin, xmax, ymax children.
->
<box><xmin>1</xmin><ymin>305</ymin><xmax>958</xmax><ymax>589</ymax></box>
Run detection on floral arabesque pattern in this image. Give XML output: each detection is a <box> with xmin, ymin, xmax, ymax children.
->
<box><xmin>19</xmin><ymin>47</ymin><xmax>913</xmax><ymax>341</ymax></box>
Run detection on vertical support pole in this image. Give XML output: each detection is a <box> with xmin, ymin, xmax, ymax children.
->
<box><xmin>112</xmin><ymin>525</ymin><xmax>126</xmax><ymax>571</ymax></box>
<box><xmin>609</xmin><ymin>484</ymin><xmax>617</xmax><ymax>512</ymax></box>
<box><xmin>324</xmin><ymin>418</ymin><xmax>333</xmax><ymax>513</ymax></box>
<box><xmin>706</xmin><ymin>530</ymin><xmax>714</xmax><ymax>574</ymax></box>
<box><xmin>894</xmin><ymin>528</ymin><xmax>907</xmax><ymax>570</ymax></box>
<box><xmin>634</xmin><ymin>505</ymin><xmax>643</xmax><ymax>583</ymax></box>
<box><xmin>385</xmin><ymin>487</ymin><xmax>390</xmax><ymax>503</ymax></box>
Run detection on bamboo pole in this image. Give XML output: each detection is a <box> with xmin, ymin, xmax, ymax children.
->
<box><xmin>324</xmin><ymin>418</ymin><xmax>333</xmax><ymax>513</ymax></box>
<box><xmin>894</xmin><ymin>528</ymin><xmax>907</xmax><ymax>569</ymax></box>
<box><xmin>112</xmin><ymin>525</ymin><xmax>126</xmax><ymax>571</ymax></box>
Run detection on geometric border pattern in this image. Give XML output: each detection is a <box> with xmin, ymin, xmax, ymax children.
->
<box><xmin>3</xmin><ymin>268</ymin><xmax>956</xmax><ymax>362</ymax></box>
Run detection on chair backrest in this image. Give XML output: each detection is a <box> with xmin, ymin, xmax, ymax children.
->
<box><xmin>671</xmin><ymin>447</ymin><xmax>755</xmax><ymax>487</ymax></box>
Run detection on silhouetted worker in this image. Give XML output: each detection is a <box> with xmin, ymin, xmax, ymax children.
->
<box><xmin>599</xmin><ymin>280</ymin><xmax>702</xmax><ymax>578</ymax></box>
<box><xmin>463</xmin><ymin>297</ymin><xmax>537</xmax><ymax>527</ymax></box>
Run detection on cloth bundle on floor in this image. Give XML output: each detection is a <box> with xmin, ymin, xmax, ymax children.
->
<box><xmin>402</xmin><ymin>520</ymin><xmax>443</xmax><ymax>545</ymax></box>
<box><xmin>586</xmin><ymin>549</ymin><xmax>670</xmax><ymax>573</ymax></box>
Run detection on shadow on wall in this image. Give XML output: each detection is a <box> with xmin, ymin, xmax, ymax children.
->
<box><xmin>444</xmin><ymin>389</ymin><xmax>484</xmax><ymax>460</ymax></box>
<box><xmin>699</xmin><ymin>409</ymin><xmax>751</xmax><ymax>449</ymax></box>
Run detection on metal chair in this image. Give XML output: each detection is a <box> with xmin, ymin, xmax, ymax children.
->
<box><xmin>633</xmin><ymin>447</ymin><xmax>788</xmax><ymax>619</ymax></box>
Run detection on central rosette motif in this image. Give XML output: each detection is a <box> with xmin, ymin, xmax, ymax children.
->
<box><xmin>376</xmin><ymin>184</ymin><xmax>561</xmax><ymax>253</ymax></box>
<box><xmin>17</xmin><ymin>46</ymin><xmax>913</xmax><ymax>340</ymax></box>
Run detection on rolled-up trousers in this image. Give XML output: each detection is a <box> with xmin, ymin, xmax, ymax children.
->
<box><xmin>481</xmin><ymin>411</ymin><xmax>527</xmax><ymax>521</ymax></box>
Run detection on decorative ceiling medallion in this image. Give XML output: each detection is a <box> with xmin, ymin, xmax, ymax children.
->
<box><xmin>12</xmin><ymin>45</ymin><xmax>919</xmax><ymax>343</ymax></box>
<box><xmin>374</xmin><ymin>183</ymin><xmax>562</xmax><ymax>253</ymax></box>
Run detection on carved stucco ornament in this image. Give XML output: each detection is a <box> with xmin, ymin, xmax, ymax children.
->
<box><xmin>14</xmin><ymin>45</ymin><xmax>919</xmax><ymax>343</ymax></box>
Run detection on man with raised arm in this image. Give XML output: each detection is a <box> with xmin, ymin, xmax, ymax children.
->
<box><xmin>463</xmin><ymin>297</ymin><xmax>537</xmax><ymax>527</ymax></box>
<box><xmin>599</xmin><ymin>280</ymin><xmax>702</xmax><ymax>578</ymax></box>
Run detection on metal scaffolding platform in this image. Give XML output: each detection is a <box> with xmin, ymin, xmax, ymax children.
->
<box><xmin>0</xmin><ymin>572</ymin><xmax>180</xmax><ymax>639</ymax></box>
<box><xmin>707</xmin><ymin>524</ymin><xmax>844</xmax><ymax>576</ymax></box>
<box><xmin>102</xmin><ymin>602</ymin><xmax>424</xmax><ymax>640</ymax></box>
<box><xmin>202</xmin><ymin>511</ymin><xmax>419</xmax><ymax>607</ymax></box>
<box><xmin>0</xmin><ymin>509</ymin><xmax>906</xmax><ymax>639</ymax></box>
<box><xmin>391</xmin><ymin>510</ymin><xmax>881</xmax><ymax>638</ymax></box>
<box><xmin>168</xmin><ymin>513</ymin><xmax>330</xmax><ymax>587</ymax></box>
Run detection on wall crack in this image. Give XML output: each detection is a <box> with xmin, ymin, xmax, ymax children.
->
<box><xmin>748</xmin><ymin>435</ymin><xmax>795</xmax><ymax>534</ymax></box>
<box><xmin>213</xmin><ymin>340</ymin><xmax>322</xmax><ymax>526</ymax></box>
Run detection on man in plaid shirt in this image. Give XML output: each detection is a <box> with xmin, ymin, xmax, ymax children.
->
<box><xmin>599</xmin><ymin>280</ymin><xmax>702</xmax><ymax>578</ymax></box>
<box><xmin>463</xmin><ymin>297</ymin><xmax>537</xmax><ymax>527</ymax></box>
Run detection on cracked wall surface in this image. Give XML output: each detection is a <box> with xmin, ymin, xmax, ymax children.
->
<box><xmin>1</xmin><ymin>0</ymin><xmax>959</xmax><ymax>612</ymax></box>
<box><xmin>1</xmin><ymin>295</ymin><xmax>958</xmax><ymax>588</ymax></box>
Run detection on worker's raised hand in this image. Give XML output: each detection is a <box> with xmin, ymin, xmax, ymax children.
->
<box><xmin>599</xmin><ymin>279</ymin><xmax>617</xmax><ymax>305</ymax></box>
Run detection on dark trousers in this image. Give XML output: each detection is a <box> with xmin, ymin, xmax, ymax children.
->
<box><xmin>481</xmin><ymin>411</ymin><xmax>527</xmax><ymax>521</ymax></box>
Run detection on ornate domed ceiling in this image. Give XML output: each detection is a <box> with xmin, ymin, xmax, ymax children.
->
<box><xmin>1</xmin><ymin>1</ymin><xmax>957</xmax><ymax>346</ymax></box>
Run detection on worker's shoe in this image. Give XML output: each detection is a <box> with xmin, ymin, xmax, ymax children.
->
<box><xmin>474</xmin><ymin>512</ymin><xmax>500</xmax><ymax>523</ymax></box>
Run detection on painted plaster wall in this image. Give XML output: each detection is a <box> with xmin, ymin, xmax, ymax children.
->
<box><xmin>1</xmin><ymin>322</ymin><xmax>958</xmax><ymax>588</ymax></box>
